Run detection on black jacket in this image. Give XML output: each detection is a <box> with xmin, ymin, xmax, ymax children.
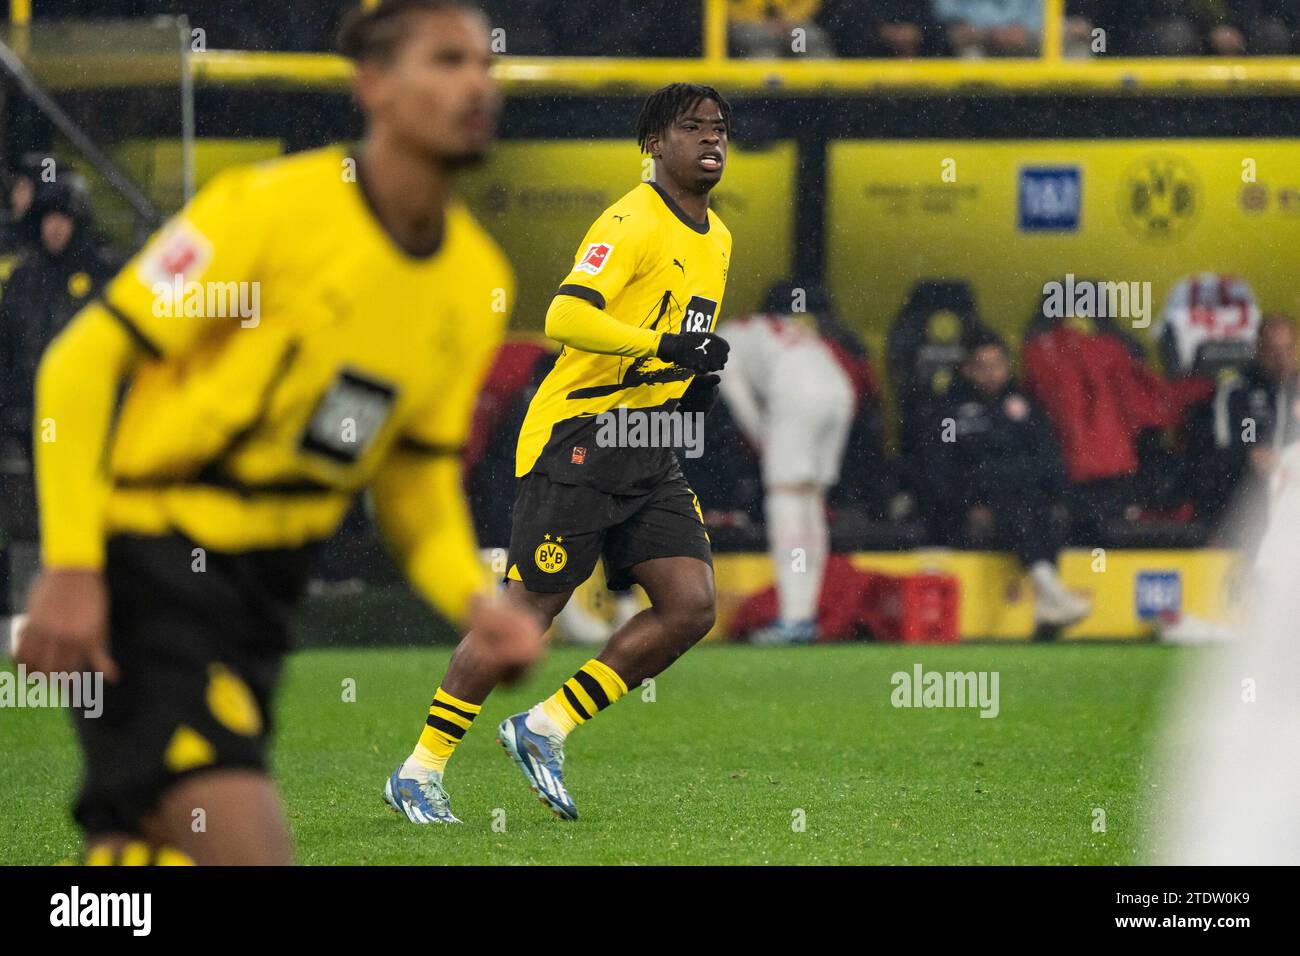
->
<box><xmin>918</xmin><ymin>376</ymin><xmax>1066</xmax><ymax>519</ymax></box>
<box><xmin>0</xmin><ymin>239</ymin><xmax>114</xmax><ymax>442</ymax></box>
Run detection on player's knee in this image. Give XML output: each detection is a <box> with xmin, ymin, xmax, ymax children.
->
<box><xmin>694</xmin><ymin>595</ymin><xmax>717</xmax><ymax>640</ymax></box>
<box><xmin>499</xmin><ymin>584</ymin><xmax>568</xmax><ymax>632</ymax></box>
<box><xmin>663</xmin><ymin>588</ymin><xmax>716</xmax><ymax>644</ymax></box>
<box><xmin>148</xmin><ymin>769</ymin><xmax>293</xmax><ymax>866</ymax></box>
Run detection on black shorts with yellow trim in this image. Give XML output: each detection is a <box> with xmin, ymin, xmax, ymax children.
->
<box><xmin>505</xmin><ymin>471</ymin><xmax>712</xmax><ymax>593</ymax></box>
<box><xmin>72</xmin><ymin>533</ymin><xmax>315</xmax><ymax>837</ymax></box>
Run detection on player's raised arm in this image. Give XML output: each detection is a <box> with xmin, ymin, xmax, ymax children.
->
<box><xmin>546</xmin><ymin>215</ymin><xmax>657</xmax><ymax>355</ymax></box>
<box><xmin>547</xmin><ymin>219</ymin><xmax>728</xmax><ymax>372</ymax></box>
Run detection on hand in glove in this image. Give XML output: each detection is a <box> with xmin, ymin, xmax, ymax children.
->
<box><xmin>656</xmin><ymin>332</ymin><xmax>730</xmax><ymax>372</ymax></box>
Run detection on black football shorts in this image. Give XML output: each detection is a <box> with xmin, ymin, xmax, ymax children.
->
<box><xmin>505</xmin><ymin>472</ymin><xmax>712</xmax><ymax>593</ymax></box>
<box><xmin>72</xmin><ymin>533</ymin><xmax>314</xmax><ymax>836</ymax></box>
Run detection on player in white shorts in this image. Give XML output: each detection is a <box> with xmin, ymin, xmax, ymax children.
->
<box><xmin>717</xmin><ymin>286</ymin><xmax>856</xmax><ymax>643</ymax></box>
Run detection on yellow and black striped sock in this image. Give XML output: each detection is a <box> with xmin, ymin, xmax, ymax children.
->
<box><xmin>540</xmin><ymin>659</ymin><xmax>628</xmax><ymax>736</ymax></box>
<box><xmin>84</xmin><ymin>841</ymin><xmax>194</xmax><ymax>866</ymax></box>
<box><xmin>409</xmin><ymin>686</ymin><xmax>481</xmax><ymax>775</ymax></box>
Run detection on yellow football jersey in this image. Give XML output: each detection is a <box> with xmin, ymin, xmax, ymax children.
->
<box><xmin>86</xmin><ymin>145</ymin><xmax>512</xmax><ymax>555</ymax></box>
<box><xmin>515</xmin><ymin>181</ymin><xmax>731</xmax><ymax>492</ymax></box>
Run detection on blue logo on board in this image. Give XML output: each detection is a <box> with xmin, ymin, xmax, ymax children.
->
<box><xmin>1136</xmin><ymin>571</ymin><xmax>1182</xmax><ymax>620</ymax></box>
<box><xmin>1019</xmin><ymin>167</ymin><xmax>1081</xmax><ymax>232</ymax></box>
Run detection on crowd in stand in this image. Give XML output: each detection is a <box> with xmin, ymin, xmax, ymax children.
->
<box><xmin>1066</xmin><ymin>1</ymin><xmax>1300</xmax><ymax>56</ymax></box>
<box><xmin>731</xmin><ymin>1</ymin><xmax>1300</xmax><ymax>58</ymax></box>
<box><xmin>26</xmin><ymin>1</ymin><xmax>1300</xmax><ymax>57</ymax></box>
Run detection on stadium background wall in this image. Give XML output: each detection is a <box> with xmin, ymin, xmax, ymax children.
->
<box><xmin>7</xmin><ymin>85</ymin><xmax>1294</xmax><ymax>643</ymax></box>
<box><xmin>294</xmin><ymin>547</ymin><xmax>1236</xmax><ymax>646</ymax></box>
<box><xmin>27</xmin><ymin>91</ymin><xmax>1300</xmax><ymax>345</ymax></box>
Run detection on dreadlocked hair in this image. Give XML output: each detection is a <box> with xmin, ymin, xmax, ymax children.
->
<box><xmin>338</xmin><ymin>0</ymin><xmax>479</xmax><ymax>63</ymax></box>
<box><xmin>635</xmin><ymin>82</ymin><xmax>733</xmax><ymax>154</ymax></box>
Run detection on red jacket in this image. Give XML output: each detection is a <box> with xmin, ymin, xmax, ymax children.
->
<box><xmin>1022</xmin><ymin>327</ymin><xmax>1212</xmax><ymax>483</ymax></box>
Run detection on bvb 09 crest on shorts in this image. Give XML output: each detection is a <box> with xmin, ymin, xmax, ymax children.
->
<box><xmin>535</xmin><ymin>534</ymin><xmax>568</xmax><ymax>574</ymax></box>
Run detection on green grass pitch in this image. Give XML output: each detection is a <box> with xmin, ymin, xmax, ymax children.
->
<box><xmin>1</xmin><ymin>643</ymin><xmax>1188</xmax><ymax>865</ymax></box>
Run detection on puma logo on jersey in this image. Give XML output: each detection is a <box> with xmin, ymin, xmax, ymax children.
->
<box><xmin>612</xmin><ymin>214</ymin><xmax>630</xmax><ymax>222</ymax></box>
<box><xmin>672</xmin><ymin>258</ymin><xmax>685</xmax><ymax>275</ymax></box>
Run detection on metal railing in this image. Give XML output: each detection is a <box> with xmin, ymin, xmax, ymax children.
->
<box><xmin>13</xmin><ymin>0</ymin><xmax>1300</xmax><ymax>95</ymax></box>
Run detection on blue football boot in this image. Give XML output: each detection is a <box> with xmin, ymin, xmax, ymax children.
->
<box><xmin>497</xmin><ymin>712</ymin><xmax>578</xmax><ymax>820</ymax></box>
<box><xmin>383</xmin><ymin>765</ymin><xmax>462</xmax><ymax>824</ymax></box>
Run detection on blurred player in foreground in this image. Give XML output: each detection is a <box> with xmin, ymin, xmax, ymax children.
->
<box><xmin>1155</xmin><ymin>439</ymin><xmax>1300</xmax><ymax>864</ymax></box>
<box><xmin>15</xmin><ymin>0</ymin><xmax>542</xmax><ymax>864</ymax></box>
<box><xmin>716</xmin><ymin>282</ymin><xmax>856</xmax><ymax>644</ymax></box>
<box><xmin>387</xmin><ymin>82</ymin><xmax>733</xmax><ymax>823</ymax></box>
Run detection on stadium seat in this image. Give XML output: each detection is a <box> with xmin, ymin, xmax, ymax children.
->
<box><xmin>886</xmin><ymin>279</ymin><xmax>985</xmax><ymax>450</ymax></box>
<box><xmin>885</xmin><ymin>280</ymin><xmax>990</xmax><ymax>521</ymax></box>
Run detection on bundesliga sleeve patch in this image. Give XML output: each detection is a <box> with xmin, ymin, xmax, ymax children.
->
<box><xmin>575</xmin><ymin>242</ymin><xmax>613</xmax><ymax>275</ymax></box>
<box><xmin>135</xmin><ymin>219</ymin><xmax>214</xmax><ymax>289</ymax></box>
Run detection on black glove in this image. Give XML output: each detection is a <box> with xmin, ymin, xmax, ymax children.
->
<box><xmin>657</xmin><ymin>331</ymin><xmax>730</xmax><ymax>372</ymax></box>
<box><xmin>677</xmin><ymin>373</ymin><xmax>720</xmax><ymax>415</ymax></box>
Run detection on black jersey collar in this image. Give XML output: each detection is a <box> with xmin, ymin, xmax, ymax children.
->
<box><xmin>649</xmin><ymin>181</ymin><xmax>710</xmax><ymax>235</ymax></box>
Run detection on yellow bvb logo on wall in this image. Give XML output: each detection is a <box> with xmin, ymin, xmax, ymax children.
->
<box><xmin>534</xmin><ymin>534</ymin><xmax>568</xmax><ymax>574</ymax></box>
<box><xmin>1120</xmin><ymin>154</ymin><xmax>1199</xmax><ymax>241</ymax></box>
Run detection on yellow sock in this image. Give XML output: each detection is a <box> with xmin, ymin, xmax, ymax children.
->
<box><xmin>409</xmin><ymin>686</ymin><xmax>481</xmax><ymax>775</ymax></box>
<box><xmin>541</xmin><ymin>659</ymin><xmax>628</xmax><ymax>737</ymax></box>
<box><xmin>84</xmin><ymin>841</ymin><xmax>194</xmax><ymax>866</ymax></box>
